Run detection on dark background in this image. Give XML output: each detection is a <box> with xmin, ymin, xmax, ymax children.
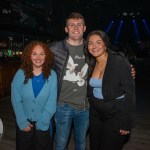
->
<box><xmin>0</xmin><ymin>0</ymin><xmax>150</xmax><ymax>62</ymax></box>
<box><xmin>0</xmin><ymin>0</ymin><xmax>150</xmax><ymax>41</ymax></box>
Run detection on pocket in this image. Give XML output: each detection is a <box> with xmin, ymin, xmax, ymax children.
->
<box><xmin>55</xmin><ymin>103</ymin><xmax>70</xmax><ymax>120</ymax></box>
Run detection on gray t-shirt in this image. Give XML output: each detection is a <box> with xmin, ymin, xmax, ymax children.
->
<box><xmin>58</xmin><ymin>42</ymin><xmax>89</xmax><ymax>109</ymax></box>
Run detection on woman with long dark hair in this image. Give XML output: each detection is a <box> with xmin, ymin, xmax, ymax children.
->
<box><xmin>85</xmin><ymin>30</ymin><xmax>135</xmax><ymax>150</ymax></box>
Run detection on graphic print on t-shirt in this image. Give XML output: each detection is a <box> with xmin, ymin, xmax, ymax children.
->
<box><xmin>64</xmin><ymin>55</ymin><xmax>88</xmax><ymax>86</ymax></box>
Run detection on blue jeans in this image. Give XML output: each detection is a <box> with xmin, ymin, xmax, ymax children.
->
<box><xmin>54</xmin><ymin>103</ymin><xmax>89</xmax><ymax>150</ymax></box>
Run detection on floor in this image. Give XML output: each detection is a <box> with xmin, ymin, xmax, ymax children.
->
<box><xmin>0</xmin><ymin>76</ymin><xmax>150</xmax><ymax>150</ymax></box>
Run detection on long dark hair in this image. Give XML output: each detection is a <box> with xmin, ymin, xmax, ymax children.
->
<box><xmin>85</xmin><ymin>30</ymin><xmax>112</xmax><ymax>76</ymax></box>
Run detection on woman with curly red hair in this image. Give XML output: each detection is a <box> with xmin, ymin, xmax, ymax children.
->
<box><xmin>11</xmin><ymin>40</ymin><xmax>57</xmax><ymax>150</ymax></box>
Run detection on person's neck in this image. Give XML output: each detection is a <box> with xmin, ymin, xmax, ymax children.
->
<box><xmin>33</xmin><ymin>67</ymin><xmax>42</xmax><ymax>76</ymax></box>
<box><xmin>96</xmin><ymin>52</ymin><xmax>108</xmax><ymax>65</ymax></box>
<box><xmin>67</xmin><ymin>38</ymin><xmax>83</xmax><ymax>46</ymax></box>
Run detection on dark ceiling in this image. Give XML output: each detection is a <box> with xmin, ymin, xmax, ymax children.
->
<box><xmin>50</xmin><ymin>0</ymin><xmax>150</xmax><ymax>42</ymax></box>
<box><xmin>1</xmin><ymin>0</ymin><xmax>150</xmax><ymax>43</ymax></box>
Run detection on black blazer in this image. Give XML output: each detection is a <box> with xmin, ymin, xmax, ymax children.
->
<box><xmin>88</xmin><ymin>51</ymin><xmax>135</xmax><ymax>130</ymax></box>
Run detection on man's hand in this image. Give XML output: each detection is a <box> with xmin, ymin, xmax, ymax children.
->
<box><xmin>120</xmin><ymin>129</ymin><xmax>130</xmax><ymax>135</ymax></box>
<box><xmin>131</xmin><ymin>64</ymin><xmax>136</xmax><ymax>79</ymax></box>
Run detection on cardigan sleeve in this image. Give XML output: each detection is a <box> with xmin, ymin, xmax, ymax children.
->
<box><xmin>36</xmin><ymin>70</ymin><xmax>57</xmax><ymax>131</ymax></box>
<box><xmin>11</xmin><ymin>69</ymin><xmax>30</xmax><ymax>130</ymax></box>
<box><xmin>119</xmin><ymin>58</ymin><xmax>135</xmax><ymax>131</ymax></box>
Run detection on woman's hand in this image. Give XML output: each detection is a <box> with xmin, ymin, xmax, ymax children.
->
<box><xmin>22</xmin><ymin>124</ymin><xmax>33</xmax><ymax>132</ymax></box>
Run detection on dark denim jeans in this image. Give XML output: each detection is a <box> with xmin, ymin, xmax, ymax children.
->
<box><xmin>54</xmin><ymin>103</ymin><xmax>89</xmax><ymax>150</ymax></box>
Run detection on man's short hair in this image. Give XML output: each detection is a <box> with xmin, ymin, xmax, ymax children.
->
<box><xmin>66</xmin><ymin>12</ymin><xmax>85</xmax><ymax>25</ymax></box>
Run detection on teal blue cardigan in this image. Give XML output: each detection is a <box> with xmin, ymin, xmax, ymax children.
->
<box><xmin>11</xmin><ymin>69</ymin><xmax>57</xmax><ymax>131</ymax></box>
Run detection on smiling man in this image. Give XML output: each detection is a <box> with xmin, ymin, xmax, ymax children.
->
<box><xmin>49</xmin><ymin>12</ymin><xmax>89</xmax><ymax>150</ymax></box>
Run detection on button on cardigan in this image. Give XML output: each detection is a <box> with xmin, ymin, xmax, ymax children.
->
<box><xmin>11</xmin><ymin>69</ymin><xmax>57</xmax><ymax>131</ymax></box>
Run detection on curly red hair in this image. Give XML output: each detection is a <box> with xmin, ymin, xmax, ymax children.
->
<box><xmin>20</xmin><ymin>40</ymin><xmax>54</xmax><ymax>84</ymax></box>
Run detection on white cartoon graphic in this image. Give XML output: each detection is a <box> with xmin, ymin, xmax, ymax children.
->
<box><xmin>64</xmin><ymin>56</ymin><xmax>78</xmax><ymax>81</ymax></box>
<box><xmin>64</xmin><ymin>56</ymin><xmax>88</xmax><ymax>86</ymax></box>
<box><xmin>76</xmin><ymin>63</ymin><xmax>88</xmax><ymax>86</ymax></box>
